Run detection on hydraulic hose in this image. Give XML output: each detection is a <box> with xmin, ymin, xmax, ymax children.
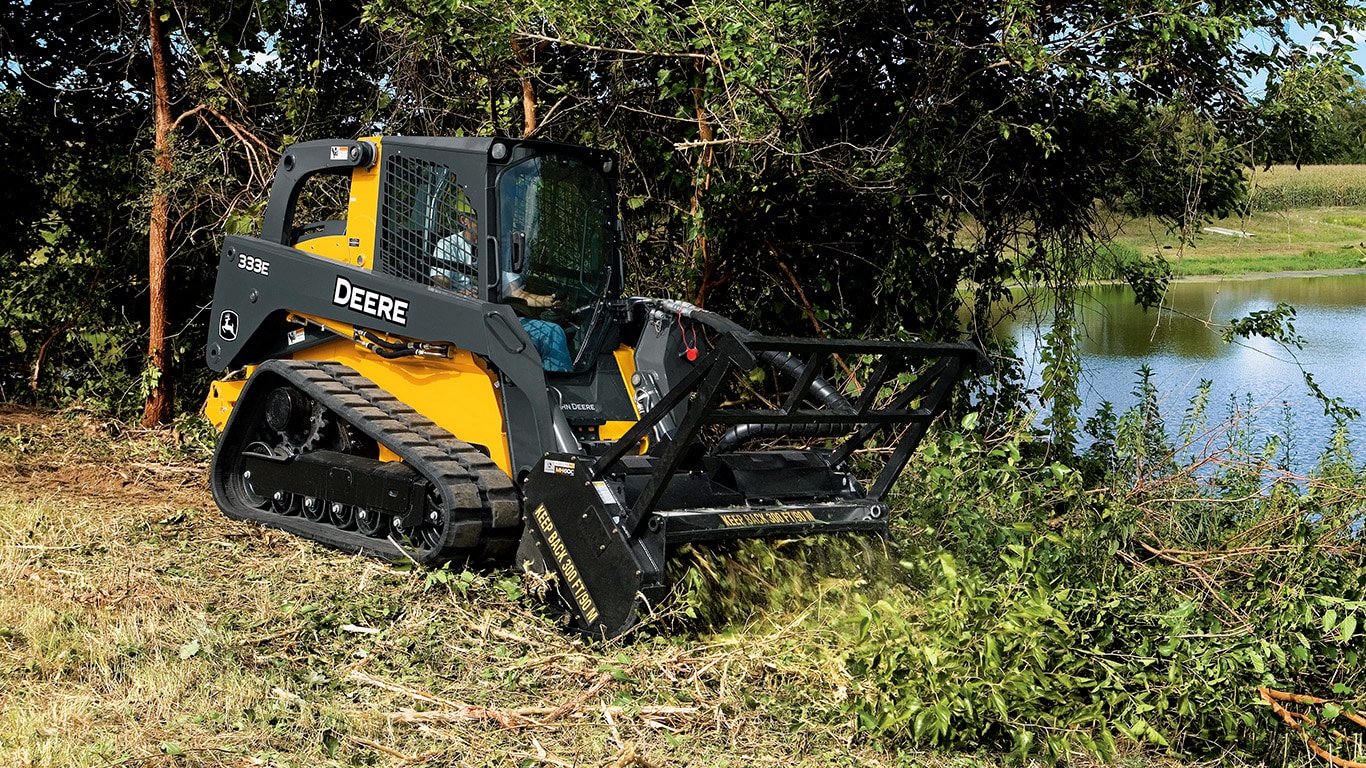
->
<box><xmin>634</xmin><ymin>298</ymin><xmax>854</xmax><ymax>452</ymax></box>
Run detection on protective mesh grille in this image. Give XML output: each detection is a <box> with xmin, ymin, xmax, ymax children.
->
<box><xmin>378</xmin><ymin>154</ymin><xmax>476</xmax><ymax>296</ymax></box>
<box><xmin>532</xmin><ymin>181</ymin><xmax>591</xmax><ymax>275</ymax></box>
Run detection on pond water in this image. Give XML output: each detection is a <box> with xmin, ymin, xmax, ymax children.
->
<box><xmin>998</xmin><ymin>271</ymin><xmax>1366</xmax><ymax>469</ymax></box>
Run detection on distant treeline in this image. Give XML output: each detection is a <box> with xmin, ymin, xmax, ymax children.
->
<box><xmin>1263</xmin><ymin>82</ymin><xmax>1366</xmax><ymax>165</ymax></box>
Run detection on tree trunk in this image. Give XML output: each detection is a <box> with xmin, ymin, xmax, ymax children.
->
<box><xmin>512</xmin><ymin>38</ymin><xmax>537</xmax><ymax>137</ymax></box>
<box><xmin>690</xmin><ymin>59</ymin><xmax>717</xmax><ymax>308</ymax></box>
<box><xmin>142</xmin><ymin>0</ymin><xmax>174</xmax><ymax>426</ymax></box>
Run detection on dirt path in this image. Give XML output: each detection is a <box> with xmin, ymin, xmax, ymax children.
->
<box><xmin>0</xmin><ymin>404</ymin><xmax>211</xmax><ymax>510</ymax></box>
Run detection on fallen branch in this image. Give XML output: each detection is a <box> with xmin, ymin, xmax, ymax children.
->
<box><xmin>1262</xmin><ymin>687</ymin><xmax>1366</xmax><ymax>730</ymax></box>
<box><xmin>1137</xmin><ymin>541</ymin><xmax>1246</xmax><ymax>625</ymax></box>
<box><xmin>349</xmin><ymin>670</ymin><xmax>541</xmax><ymax>730</ymax></box>
<box><xmin>1260</xmin><ymin>687</ymin><xmax>1366</xmax><ymax>768</ymax></box>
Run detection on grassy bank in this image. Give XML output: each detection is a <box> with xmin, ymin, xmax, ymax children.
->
<box><xmin>1106</xmin><ymin>165</ymin><xmax>1366</xmax><ymax>277</ymax></box>
<box><xmin>1112</xmin><ymin>207</ymin><xmax>1366</xmax><ymax>277</ymax></box>
<box><xmin>3</xmin><ymin>399</ymin><xmax>1364</xmax><ymax>767</ymax></box>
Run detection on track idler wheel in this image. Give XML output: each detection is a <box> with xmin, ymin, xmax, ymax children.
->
<box><xmin>355</xmin><ymin>507</ymin><xmax>388</xmax><ymax>538</ymax></box>
<box><xmin>392</xmin><ymin>489</ymin><xmax>457</xmax><ymax>562</ymax></box>
<box><xmin>269</xmin><ymin>489</ymin><xmax>298</xmax><ymax>515</ymax></box>
<box><xmin>329</xmin><ymin>502</ymin><xmax>357</xmax><ymax>530</ymax></box>
<box><xmin>299</xmin><ymin>496</ymin><xmax>327</xmax><ymax>522</ymax></box>
<box><xmin>237</xmin><ymin>441</ymin><xmax>276</xmax><ymax>510</ymax></box>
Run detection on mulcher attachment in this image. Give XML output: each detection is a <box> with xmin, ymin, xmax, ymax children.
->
<box><xmin>518</xmin><ymin>331</ymin><xmax>988</xmax><ymax>637</ymax></box>
<box><xmin>519</xmin><ymin>455</ymin><xmax>669</xmax><ymax>639</ymax></box>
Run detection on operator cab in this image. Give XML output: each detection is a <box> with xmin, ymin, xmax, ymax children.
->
<box><xmin>495</xmin><ymin>152</ymin><xmax>620</xmax><ymax>374</ymax></box>
<box><xmin>313</xmin><ymin>135</ymin><xmax>638</xmax><ymax>444</ymax></box>
<box><xmin>489</xmin><ymin>145</ymin><xmax>638</xmax><ymax>444</ymax></box>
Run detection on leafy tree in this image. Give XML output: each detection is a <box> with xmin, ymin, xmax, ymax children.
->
<box><xmin>0</xmin><ymin>3</ymin><xmax>147</xmax><ymax>408</ymax></box>
<box><xmin>362</xmin><ymin>0</ymin><xmax>1363</xmax><ymax>446</ymax></box>
<box><xmin>4</xmin><ymin>0</ymin><xmax>1365</xmax><ymax>429</ymax></box>
<box><xmin>364</xmin><ymin>0</ymin><xmax>1362</xmax><ymax>316</ymax></box>
<box><xmin>1265</xmin><ymin>78</ymin><xmax>1366</xmax><ymax>163</ymax></box>
<box><xmin>1</xmin><ymin>0</ymin><xmax>387</xmax><ymax>418</ymax></box>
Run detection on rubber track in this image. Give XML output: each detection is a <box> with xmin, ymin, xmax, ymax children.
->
<box><xmin>212</xmin><ymin>359</ymin><xmax>521</xmax><ymax>565</ymax></box>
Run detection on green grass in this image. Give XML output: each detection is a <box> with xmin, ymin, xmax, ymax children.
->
<box><xmin>1111</xmin><ymin>205</ymin><xmax>1366</xmax><ymax>277</ymax></box>
<box><xmin>1165</xmin><ymin>250</ymin><xmax>1364</xmax><ymax>276</ymax></box>
<box><xmin>1096</xmin><ymin>165</ymin><xmax>1366</xmax><ymax>278</ymax></box>
<box><xmin>0</xmin><ymin>410</ymin><xmax>1159</xmax><ymax>768</ymax></box>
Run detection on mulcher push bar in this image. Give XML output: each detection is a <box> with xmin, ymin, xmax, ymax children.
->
<box><xmin>592</xmin><ymin>331</ymin><xmax>989</xmax><ymax>538</ymax></box>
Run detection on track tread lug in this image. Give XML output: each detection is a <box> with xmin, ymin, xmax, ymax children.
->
<box><xmin>210</xmin><ymin>359</ymin><xmax>520</xmax><ymax>566</ymax></box>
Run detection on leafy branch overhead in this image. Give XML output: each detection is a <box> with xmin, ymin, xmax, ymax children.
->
<box><xmin>4</xmin><ymin>0</ymin><xmax>1364</xmax><ymax>414</ymax></box>
<box><xmin>366</xmin><ymin>0</ymin><xmax>1365</xmax><ymax>334</ymax></box>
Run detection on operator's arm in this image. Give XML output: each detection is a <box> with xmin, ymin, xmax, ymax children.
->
<box><xmin>509</xmin><ymin>284</ymin><xmax>559</xmax><ymax>308</ymax></box>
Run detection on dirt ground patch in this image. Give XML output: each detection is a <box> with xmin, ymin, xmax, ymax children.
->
<box><xmin>0</xmin><ymin>405</ymin><xmax>211</xmax><ymax>509</ymax></box>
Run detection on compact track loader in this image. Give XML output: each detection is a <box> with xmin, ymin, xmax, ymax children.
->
<box><xmin>204</xmin><ymin>136</ymin><xmax>987</xmax><ymax>637</ymax></box>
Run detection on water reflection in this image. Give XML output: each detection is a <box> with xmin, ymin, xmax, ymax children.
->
<box><xmin>996</xmin><ymin>273</ymin><xmax>1366</xmax><ymax>468</ymax></box>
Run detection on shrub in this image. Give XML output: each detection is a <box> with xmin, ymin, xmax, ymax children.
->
<box><xmin>837</xmin><ymin>380</ymin><xmax>1366</xmax><ymax>765</ymax></box>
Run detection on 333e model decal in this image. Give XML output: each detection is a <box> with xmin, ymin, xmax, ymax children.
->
<box><xmin>236</xmin><ymin>252</ymin><xmax>270</xmax><ymax>275</ymax></box>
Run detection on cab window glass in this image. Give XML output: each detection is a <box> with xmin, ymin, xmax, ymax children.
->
<box><xmin>498</xmin><ymin>155</ymin><xmax>613</xmax><ymax>310</ymax></box>
<box><xmin>379</xmin><ymin>155</ymin><xmax>476</xmax><ymax>295</ymax></box>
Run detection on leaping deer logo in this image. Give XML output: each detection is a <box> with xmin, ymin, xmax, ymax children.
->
<box><xmin>219</xmin><ymin>310</ymin><xmax>239</xmax><ymax>341</ymax></box>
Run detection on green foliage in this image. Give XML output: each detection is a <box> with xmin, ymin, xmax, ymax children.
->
<box><xmin>1304</xmin><ymin>81</ymin><xmax>1366</xmax><ymax>164</ymax></box>
<box><xmin>1038</xmin><ymin>307</ymin><xmax>1081</xmax><ymax>456</ymax></box>
<box><xmin>360</xmin><ymin>0</ymin><xmax>1366</xmax><ymax>346</ymax></box>
<box><xmin>1258</xmin><ymin>58</ymin><xmax>1366</xmax><ymax>165</ymax></box>
<box><xmin>835</xmin><ymin>386</ymin><xmax>1366</xmax><ymax>764</ymax></box>
<box><xmin>1</xmin><ymin>0</ymin><xmax>388</xmax><ymax>418</ymax></box>
<box><xmin>4</xmin><ymin>0</ymin><xmax>1366</xmax><ymax>422</ymax></box>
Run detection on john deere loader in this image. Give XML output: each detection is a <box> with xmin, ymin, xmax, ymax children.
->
<box><xmin>203</xmin><ymin>136</ymin><xmax>987</xmax><ymax>637</ymax></box>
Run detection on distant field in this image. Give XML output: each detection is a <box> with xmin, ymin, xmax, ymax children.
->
<box><xmin>1248</xmin><ymin>164</ymin><xmax>1366</xmax><ymax>210</ymax></box>
<box><xmin>1103</xmin><ymin>165</ymin><xmax>1366</xmax><ymax>277</ymax></box>
<box><xmin>1112</xmin><ymin>204</ymin><xmax>1366</xmax><ymax>276</ymax></box>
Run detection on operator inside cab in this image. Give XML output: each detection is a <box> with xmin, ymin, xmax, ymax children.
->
<box><xmin>429</xmin><ymin>204</ymin><xmax>572</xmax><ymax>373</ymax></box>
<box><xmin>497</xmin><ymin>153</ymin><xmax>615</xmax><ymax>375</ymax></box>
<box><xmin>501</xmin><ymin>268</ymin><xmax>573</xmax><ymax>373</ymax></box>
<box><xmin>430</xmin><ymin>209</ymin><xmax>479</xmax><ymax>296</ymax></box>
